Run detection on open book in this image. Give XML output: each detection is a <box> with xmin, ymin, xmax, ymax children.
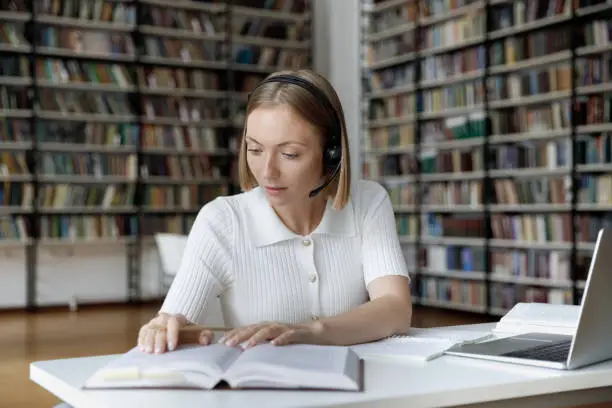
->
<box><xmin>84</xmin><ymin>343</ymin><xmax>363</xmax><ymax>391</ymax></box>
<box><xmin>349</xmin><ymin>327</ymin><xmax>492</xmax><ymax>362</ymax></box>
<box><xmin>493</xmin><ymin>302</ymin><xmax>579</xmax><ymax>336</ymax></box>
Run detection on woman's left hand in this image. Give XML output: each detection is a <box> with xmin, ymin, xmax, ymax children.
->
<box><xmin>219</xmin><ymin>321</ymin><xmax>323</xmax><ymax>348</ymax></box>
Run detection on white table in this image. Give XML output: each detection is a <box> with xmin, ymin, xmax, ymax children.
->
<box><xmin>30</xmin><ymin>323</ymin><xmax>612</xmax><ymax>408</ymax></box>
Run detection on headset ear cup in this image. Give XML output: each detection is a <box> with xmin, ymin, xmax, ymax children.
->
<box><xmin>326</xmin><ymin>145</ymin><xmax>341</xmax><ymax>167</ymax></box>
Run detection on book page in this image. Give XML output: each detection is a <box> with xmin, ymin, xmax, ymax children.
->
<box><xmin>494</xmin><ymin>302</ymin><xmax>579</xmax><ymax>335</ymax></box>
<box><xmin>404</xmin><ymin>327</ymin><xmax>493</xmax><ymax>343</ymax></box>
<box><xmin>224</xmin><ymin>344</ymin><xmax>360</xmax><ymax>390</ymax></box>
<box><xmin>85</xmin><ymin>344</ymin><xmax>242</xmax><ymax>389</ymax></box>
<box><xmin>350</xmin><ymin>338</ymin><xmax>456</xmax><ymax>362</ymax></box>
<box><xmin>350</xmin><ymin>328</ymin><xmax>492</xmax><ymax>362</ymax></box>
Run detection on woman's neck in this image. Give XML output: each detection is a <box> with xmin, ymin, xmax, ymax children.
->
<box><xmin>272</xmin><ymin>196</ymin><xmax>328</xmax><ymax>236</ymax></box>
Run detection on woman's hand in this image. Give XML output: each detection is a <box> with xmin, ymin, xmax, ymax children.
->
<box><xmin>219</xmin><ymin>321</ymin><xmax>324</xmax><ymax>348</ymax></box>
<box><xmin>137</xmin><ymin>313</ymin><xmax>214</xmax><ymax>353</ymax></box>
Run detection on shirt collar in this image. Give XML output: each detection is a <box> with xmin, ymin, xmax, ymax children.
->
<box><xmin>246</xmin><ymin>187</ymin><xmax>356</xmax><ymax>248</ymax></box>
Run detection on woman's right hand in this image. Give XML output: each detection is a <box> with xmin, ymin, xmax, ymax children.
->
<box><xmin>137</xmin><ymin>313</ymin><xmax>213</xmax><ymax>353</ymax></box>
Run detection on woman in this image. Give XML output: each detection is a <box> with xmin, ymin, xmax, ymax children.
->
<box><xmin>138</xmin><ymin>69</ymin><xmax>413</xmax><ymax>354</ymax></box>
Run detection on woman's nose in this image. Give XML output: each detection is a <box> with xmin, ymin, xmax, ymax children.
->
<box><xmin>263</xmin><ymin>155</ymin><xmax>280</xmax><ymax>180</ymax></box>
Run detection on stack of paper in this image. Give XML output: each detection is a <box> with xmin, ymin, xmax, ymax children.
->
<box><xmin>349</xmin><ymin>327</ymin><xmax>492</xmax><ymax>362</ymax></box>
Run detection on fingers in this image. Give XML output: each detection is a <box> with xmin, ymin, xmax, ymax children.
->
<box><xmin>221</xmin><ymin>325</ymin><xmax>263</xmax><ymax>347</ymax></box>
<box><xmin>220</xmin><ymin>324</ymin><xmax>288</xmax><ymax>348</ymax></box>
<box><xmin>221</xmin><ymin>321</ymin><xmax>272</xmax><ymax>343</ymax></box>
<box><xmin>138</xmin><ymin>314</ymin><xmax>163</xmax><ymax>350</ymax></box>
<box><xmin>220</xmin><ymin>323</ymin><xmax>306</xmax><ymax>348</ymax></box>
<box><xmin>137</xmin><ymin>314</ymin><xmax>187</xmax><ymax>354</ymax></box>
<box><xmin>198</xmin><ymin>329</ymin><xmax>214</xmax><ymax>345</ymax></box>
<box><xmin>245</xmin><ymin>325</ymin><xmax>284</xmax><ymax>348</ymax></box>
<box><xmin>138</xmin><ymin>319</ymin><xmax>304</xmax><ymax>353</ymax></box>
<box><xmin>166</xmin><ymin>316</ymin><xmax>180</xmax><ymax>351</ymax></box>
<box><xmin>270</xmin><ymin>329</ymin><xmax>297</xmax><ymax>346</ymax></box>
<box><xmin>143</xmin><ymin>327</ymin><xmax>156</xmax><ymax>353</ymax></box>
<box><xmin>154</xmin><ymin>329</ymin><xmax>167</xmax><ymax>354</ymax></box>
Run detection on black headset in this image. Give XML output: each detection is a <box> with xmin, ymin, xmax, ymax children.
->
<box><xmin>247</xmin><ymin>74</ymin><xmax>343</xmax><ymax>198</ymax></box>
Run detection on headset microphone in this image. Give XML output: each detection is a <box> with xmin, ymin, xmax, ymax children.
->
<box><xmin>248</xmin><ymin>73</ymin><xmax>343</xmax><ymax>199</ymax></box>
<box><xmin>309</xmin><ymin>161</ymin><xmax>341</xmax><ymax>198</ymax></box>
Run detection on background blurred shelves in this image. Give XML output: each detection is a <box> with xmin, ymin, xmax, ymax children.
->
<box><xmin>360</xmin><ymin>0</ymin><xmax>612</xmax><ymax>316</ymax></box>
<box><xmin>0</xmin><ymin>0</ymin><xmax>313</xmax><ymax>309</ymax></box>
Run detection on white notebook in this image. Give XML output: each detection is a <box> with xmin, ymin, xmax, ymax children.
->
<box><xmin>350</xmin><ymin>327</ymin><xmax>492</xmax><ymax>362</ymax></box>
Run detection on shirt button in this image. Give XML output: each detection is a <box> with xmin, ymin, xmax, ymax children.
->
<box><xmin>309</xmin><ymin>273</ymin><xmax>317</xmax><ymax>283</ymax></box>
<box><xmin>302</xmin><ymin>239</ymin><xmax>311</xmax><ymax>246</ymax></box>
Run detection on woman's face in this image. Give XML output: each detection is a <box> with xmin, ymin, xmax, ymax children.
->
<box><xmin>245</xmin><ymin>105</ymin><xmax>325</xmax><ymax>207</ymax></box>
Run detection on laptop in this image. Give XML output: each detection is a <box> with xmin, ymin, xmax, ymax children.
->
<box><xmin>445</xmin><ymin>228</ymin><xmax>612</xmax><ymax>370</ymax></box>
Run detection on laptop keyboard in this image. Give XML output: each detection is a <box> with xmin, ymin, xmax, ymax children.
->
<box><xmin>502</xmin><ymin>339</ymin><xmax>572</xmax><ymax>362</ymax></box>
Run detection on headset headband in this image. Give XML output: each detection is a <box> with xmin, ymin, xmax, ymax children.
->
<box><xmin>247</xmin><ymin>74</ymin><xmax>342</xmax><ymax>148</ymax></box>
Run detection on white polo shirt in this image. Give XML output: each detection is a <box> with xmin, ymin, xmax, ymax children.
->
<box><xmin>159</xmin><ymin>179</ymin><xmax>411</xmax><ymax>328</ymax></box>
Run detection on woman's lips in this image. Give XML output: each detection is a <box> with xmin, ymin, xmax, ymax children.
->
<box><xmin>265</xmin><ymin>186</ymin><xmax>287</xmax><ymax>195</ymax></box>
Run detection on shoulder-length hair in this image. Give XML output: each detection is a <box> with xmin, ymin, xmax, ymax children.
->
<box><xmin>237</xmin><ymin>69</ymin><xmax>351</xmax><ymax>210</ymax></box>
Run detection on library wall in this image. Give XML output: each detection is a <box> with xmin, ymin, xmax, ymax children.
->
<box><xmin>0</xmin><ymin>0</ymin><xmax>318</xmax><ymax>309</ymax></box>
<box><xmin>361</xmin><ymin>0</ymin><xmax>612</xmax><ymax>316</ymax></box>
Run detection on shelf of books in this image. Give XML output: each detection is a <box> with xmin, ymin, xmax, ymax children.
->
<box><xmin>361</xmin><ymin>0</ymin><xmax>612</xmax><ymax>316</ymax></box>
<box><xmin>0</xmin><ymin>0</ymin><xmax>312</xmax><ymax>308</ymax></box>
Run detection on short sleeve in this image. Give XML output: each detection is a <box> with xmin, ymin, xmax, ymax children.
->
<box><xmin>159</xmin><ymin>198</ymin><xmax>234</xmax><ymax>325</ymax></box>
<box><xmin>361</xmin><ymin>186</ymin><xmax>411</xmax><ymax>286</ymax></box>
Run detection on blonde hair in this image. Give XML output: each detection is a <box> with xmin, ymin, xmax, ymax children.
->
<box><xmin>237</xmin><ymin>69</ymin><xmax>351</xmax><ymax>210</ymax></box>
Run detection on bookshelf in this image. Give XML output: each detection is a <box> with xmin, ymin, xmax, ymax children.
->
<box><xmin>0</xmin><ymin>0</ymin><xmax>312</xmax><ymax>309</ymax></box>
<box><xmin>360</xmin><ymin>0</ymin><xmax>612</xmax><ymax>316</ymax></box>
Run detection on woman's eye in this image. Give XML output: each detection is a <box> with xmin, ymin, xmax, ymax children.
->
<box><xmin>247</xmin><ymin>148</ymin><xmax>262</xmax><ymax>154</ymax></box>
<box><xmin>283</xmin><ymin>153</ymin><xmax>298</xmax><ymax>159</ymax></box>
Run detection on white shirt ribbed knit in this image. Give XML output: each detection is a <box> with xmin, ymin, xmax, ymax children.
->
<box><xmin>159</xmin><ymin>179</ymin><xmax>410</xmax><ymax>328</ymax></box>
